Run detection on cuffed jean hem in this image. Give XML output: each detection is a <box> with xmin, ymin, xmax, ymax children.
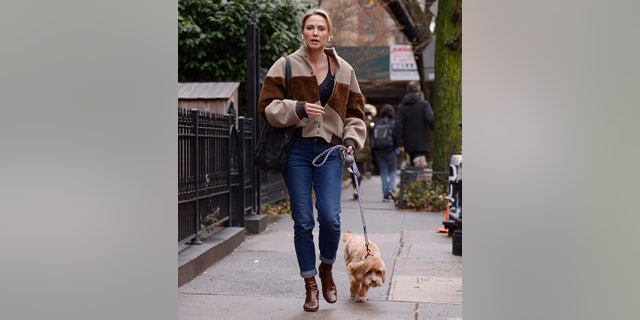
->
<box><xmin>301</xmin><ymin>268</ymin><xmax>318</xmax><ymax>279</ymax></box>
<box><xmin>319</xmin><ymin>255</ymin><xmax>336</xmax><ymax>265</ymax></box>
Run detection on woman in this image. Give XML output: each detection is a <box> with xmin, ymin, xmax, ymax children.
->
<box><xmin>258</xmin><ymin>8</ymin><xmax>367</xmax><ymax>312</ymax></box>
<box><xmin>371</xmin><ymin>104</ymin><xmax>398</xmax><ymax>202</ymax></box>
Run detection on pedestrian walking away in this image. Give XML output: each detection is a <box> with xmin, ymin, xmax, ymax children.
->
<box><xmin>395</xmin><ymin>81</ymin><xmax>434</xmax><ymax>168</ymax></box>
<box><xmin>257</xmin><ymin>8</ymin><xmax>367</xmax><ymax>312</ymax></box>
<box><xmin>371</xmin><ymin>103</ymin><xmax>398</xmax><ymax>201</ymax></box>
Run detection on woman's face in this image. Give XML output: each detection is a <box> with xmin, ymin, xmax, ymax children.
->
<box><xmin>302</xmin><ymin>14</ymin><xmax>329</xmax><ymax>51</ymax></box>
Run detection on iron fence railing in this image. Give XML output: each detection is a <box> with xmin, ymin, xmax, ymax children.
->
<box><xmin>178</xmin><ymin>107</ymin><xmax>286</xmax><ymax>246</ymax></box>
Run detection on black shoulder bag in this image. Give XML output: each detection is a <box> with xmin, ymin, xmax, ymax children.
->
<box><xmin>254</xmin><ymin>56</ymin><xmax>296</xmax><ymax>174</ymax></box>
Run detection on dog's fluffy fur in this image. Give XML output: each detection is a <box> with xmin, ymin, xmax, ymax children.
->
<box><xmin>342</xmin><ymin>232</ymin><xmax>387</xmax><ymax>302</ymax></box>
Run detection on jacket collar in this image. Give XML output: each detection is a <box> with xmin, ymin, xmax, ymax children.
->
<box><xmin>293</xmin><ymin>46</ymin><xmax>341</xmax><ymax>64</ymax></box>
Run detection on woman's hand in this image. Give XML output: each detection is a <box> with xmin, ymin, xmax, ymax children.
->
<box><xmin>305</xmin><ymin>103</ymin><xmax>325</xmax><ymax>118</ymax></box>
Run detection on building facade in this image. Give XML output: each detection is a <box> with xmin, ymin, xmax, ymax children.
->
<box><xmin>320</xmin><ymin>0</ymin><xmax>436</xmax><ymax>108</ymax></box>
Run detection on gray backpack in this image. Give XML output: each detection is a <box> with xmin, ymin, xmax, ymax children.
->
<box><xmin>370</xmin><ymin>120</ymin><xmax>394</xmax><ymax>151</ymax></box>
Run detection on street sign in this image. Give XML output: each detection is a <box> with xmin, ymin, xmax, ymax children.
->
<box><xmin>389</xmin><ymin>45</ymin><xmax>420</xmax><ymax>81</ymax></box>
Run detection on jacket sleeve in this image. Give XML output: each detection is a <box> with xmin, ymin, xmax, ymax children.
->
<box><xmin>341</xmin><ymin>67</ymin><xmax>367</xmax><ymax>150</ymax></box>
<box><xmin>391</xmin><ymin>119</ymin><xmax>398</xmax><ymax>148</ymax></box>
<box><xmin>423</xmin><ymin>101</ymin><xmax>434</xmax><ymax>130</ymax></box>
<box><xmin>395</xmin><ymin>107</ymin><xmax>404</xmax><ymax>147</ymax></box>
<box><xmin>257</xmin><ymin>57</ymin><xmax>304</xmax><ymax>127</ymax></box>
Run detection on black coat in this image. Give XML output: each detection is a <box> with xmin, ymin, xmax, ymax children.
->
<box><xmin>395</xmin><ymin>93</ymin><xmax>434</xmax><ymax>154</ymax></box>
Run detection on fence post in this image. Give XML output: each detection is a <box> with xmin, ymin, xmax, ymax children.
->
<box><xmin>247</xmin><ymin>13</ymin><xmax>261</xmax><ymax>214</ymax></box>
<box><xmin>227</xmin><ymin>104</ymin><xmax>242</xmax><ymax>227</ymax></box>
<box><xmin>232</xmin><ymin>103</ymin><xmax>243</xmax><ymax>227</ymax></box>
<box><xmin>189</xmin><ymin>109</ymin><xmax>202</xmax><ymax>244</ymax></box>
<box><xmin>239</xmin><ymin>116</ymin><xmax>257</xmax><ymax>216</ymax></box>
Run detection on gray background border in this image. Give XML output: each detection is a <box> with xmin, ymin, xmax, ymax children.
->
<box><xmin>2</xmin><ymin>0</ymin><xmax>639</xmax><ymax>319</ymax></box>
<box><xmin>1</xmin><ymin>1</ymin><xmax>177</xmax><ymax>319</ymax></box>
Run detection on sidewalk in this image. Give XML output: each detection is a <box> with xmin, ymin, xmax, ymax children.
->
<box><xmin>178</xmin><ymin>173</ymin><xmax>462</xmax><ymax>320</ymax></box>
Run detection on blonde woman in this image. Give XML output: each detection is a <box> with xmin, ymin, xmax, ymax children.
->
<box><xmin>258</xmin><ymin>8</ymin><xmax>366</xmax><ymax>312</ymax></box>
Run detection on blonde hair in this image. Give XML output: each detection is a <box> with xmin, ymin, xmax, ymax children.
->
<box><xmin>300</xmin><ymin>8</ymin><xmax>333</xmax><ymax>37</ymax></box>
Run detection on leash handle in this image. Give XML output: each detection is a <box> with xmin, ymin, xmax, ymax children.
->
<box><xmin>312</xmin><ymin>145</ymin><xmax>349</xmax><ymax>167</ymax></box>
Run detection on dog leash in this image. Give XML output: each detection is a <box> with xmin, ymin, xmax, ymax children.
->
<box><xmin>350</xmin><ymin>162</ymin><xmax>372</xmax><ymax>258</ymax></box>
<box><xmin>313</xmin><ymin>145</ymin><xmax>372</xmax><ymax>258</ymax></box>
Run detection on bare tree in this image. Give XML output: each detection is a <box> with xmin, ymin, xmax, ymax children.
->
<box><xmin>381</xmin><ymin>0</ymin><xmax>434</xmax><ymax>86</ymax></box>
<box><xmin>382</xmin><ymin>0</ymin><xmax>461</xmax><ymax>174</ymax></box>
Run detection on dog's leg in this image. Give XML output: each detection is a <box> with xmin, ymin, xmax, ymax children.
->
<box><xmin>356</xmin><ymin>285</ymin><xmax>370</xmax><ymax>303</ymax></box>
<box><xmin>347</xmin><ymin>266</ymin><xmax>361</xmax><ymax>298</ymax></box>
<box><xmin>350</xmin><ymin>279</ymin><xmax>359</xmax><ymax>298</ymax></box>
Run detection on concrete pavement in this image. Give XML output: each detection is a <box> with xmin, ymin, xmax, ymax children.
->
<box><xmin>178</xmin><ymin>173</ymin><xmax>462</xmax><ymax>320</ymax></box>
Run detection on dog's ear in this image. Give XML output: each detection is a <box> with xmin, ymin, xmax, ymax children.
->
<box><xmin>379</xmin><ymin>258</ymin><xmax>387</xmax><ymax>283</ymax></box>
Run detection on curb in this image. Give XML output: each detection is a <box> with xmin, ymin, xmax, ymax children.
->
<box><xmin>178</xmin><ymin>227</ymin><xmax>245</xmax><ymax>287</ymax></box>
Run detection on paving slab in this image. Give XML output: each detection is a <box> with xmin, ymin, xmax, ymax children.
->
<box><xmin>416</xmin><ymin>303</ymin><xmax>463</xmax><ymax>320</ymax></box>
<box><xmin>389</xmin><ymin>275</ymin><xmax>462</xmax><ymax>304</ymax></box>
<box><xmin>393</xmin><ymin>258</ymin><xmax>462</xmax><ymax>278</ymax></box>
<box><xmin>179</xmin><ymin>293</ymin><xmax>420</xmax><ymax>320</ymax></box>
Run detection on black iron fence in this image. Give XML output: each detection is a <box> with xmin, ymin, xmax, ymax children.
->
<box><xmin>257</xmin><ymin>172</ymin><xmax>288</xmax><ymax>206</ymax></box>
<box><xmin>178</xmin><ymin>106</ymin><xmax>288</xmax><ymax>246</ymax></box>
<box><xmin>178</xmin><ymin>16</ymin><xmax>292</xmax><ymax>246</ymax></box>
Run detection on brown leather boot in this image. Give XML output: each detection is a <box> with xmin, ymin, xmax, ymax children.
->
<box><xmin>303</xmin><ymin>277</ymin><xmax>319</xmax><ymax>312</ymax></box>
<box><xmin>318</xmin><ymin>262</ymin><xmax>337</xmax><ymax>303</ymax></box>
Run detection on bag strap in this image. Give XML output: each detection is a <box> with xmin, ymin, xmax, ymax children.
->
<box><xmin>284</xmin><ymin>55</ymin><xmax>291</xmax><ymax>99</ymax></box>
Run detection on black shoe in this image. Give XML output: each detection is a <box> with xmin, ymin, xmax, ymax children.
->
<box><xmin>353</xmin><ymin>193</ymin><xmax>358</xmax><ymax>200</ymax></box>
<box><xmin>382</xmin><ymin>197</ymin><xmax>390</xmax><ymax>202</ymax></box>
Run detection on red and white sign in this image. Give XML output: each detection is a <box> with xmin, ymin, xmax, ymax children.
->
<box><xmin>389</xmin><ymin>45</ymin><xmax>420</xmax><ymax>80</ymax></box>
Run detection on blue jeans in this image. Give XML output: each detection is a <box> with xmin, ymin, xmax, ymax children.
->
<box><xmin>374</xmin><ymin>150</ymin><xmax>397</xmax><ymax>197</ymax></box>
<box><xmin>283</xmin><ymin>137</ymin><xmax>343</xmax><ymax>278</ymax></box>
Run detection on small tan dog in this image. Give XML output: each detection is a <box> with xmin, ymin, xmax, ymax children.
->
<box><xmin>342</xmin><ymin>232</ymin><xmax>387</xmax><ymax>302</ymax></box>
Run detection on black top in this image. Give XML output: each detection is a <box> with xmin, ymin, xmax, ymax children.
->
<box><xmin>318</xmin><ymin>55</ymin><xmax>334</xmax><ymax>107</ymax></box>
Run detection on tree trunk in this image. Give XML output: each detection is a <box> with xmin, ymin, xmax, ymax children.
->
<box><xmin>432</xmin><ymin>0</ymin><xmax>462</xmax><ymax>175</ymax></box>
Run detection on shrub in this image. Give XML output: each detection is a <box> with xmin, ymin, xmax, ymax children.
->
<box><xmin>395</xmin><ymin>181</ymin><xmax>448</xmax><ymax>212</ymax></box>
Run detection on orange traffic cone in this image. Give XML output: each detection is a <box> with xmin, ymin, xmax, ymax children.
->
<box><xmin>437</xmin><ymin>200</ymin><xmax>450</xmax><ymax>233</ymax></box>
